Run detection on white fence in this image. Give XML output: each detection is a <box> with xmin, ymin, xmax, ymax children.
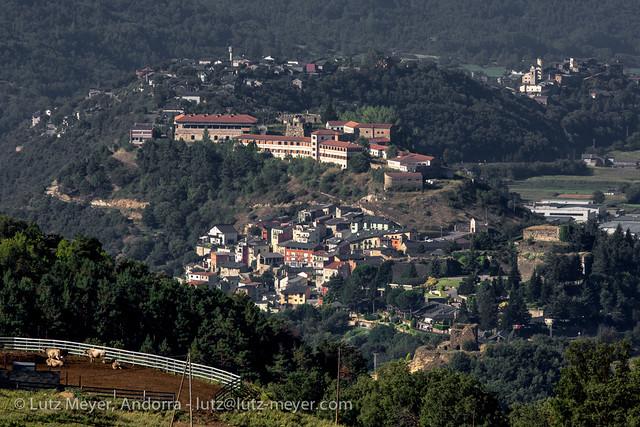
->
<box><xmin>0</xmin><ymin>337</ymin><xmax>240</xmax><ymax>387</ymax></box>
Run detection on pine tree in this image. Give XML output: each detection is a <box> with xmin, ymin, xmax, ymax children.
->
<box><xmin>501</xmin><ymin>288</ymin><xmax>530</xmax><ymax>329</ymax></box>
<box><xmin>476</xmin><ymin>282</ymin><xmax>498</xmax><ymax>330</ymax></box>
<box><xmin>527</xmin><ymin>270</ymin><xmax>542</xmax><ymax>303</ymax></box>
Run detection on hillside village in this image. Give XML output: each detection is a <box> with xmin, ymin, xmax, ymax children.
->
<box><xmin>26</xmin><ymin>51</ymin><xmax>640</xmax><ymax>346</ymax></box>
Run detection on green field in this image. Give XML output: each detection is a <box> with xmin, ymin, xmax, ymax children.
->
<box><xmin>460</xmin><ymin>64</ymin><xmax>507</xmax><ymax>78</ymax></box>
<box><xmin>509</xmin><ymin>167</ymin><xmax>639</xmax><ymax>202</ymax></box>
<box><xmin>436</xmin><ymin>277</ymin><xmax>465</xmax><ymax>288</ymax></box>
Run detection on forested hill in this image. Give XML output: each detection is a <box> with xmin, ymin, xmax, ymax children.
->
<box><xmin>1</xmin><ymin>0</ymin><xmax>638</xmax><ymax>101</ymax></box>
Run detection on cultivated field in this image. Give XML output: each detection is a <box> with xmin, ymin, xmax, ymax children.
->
<box><xmin>509</xmin><ymin>167</ymin><xmax>639</xmax><ymax>202</ymax></box>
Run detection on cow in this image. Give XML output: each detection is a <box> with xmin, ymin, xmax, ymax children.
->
<box><xmin>42</xmin><ymin>348</ymin><xmax>65</xmax><ymax>360</ymax></box>
<box><xmin>46</xmin><ymin>358</ymin><xmax>64</xmax><ymax>368</ymax></box>
<box><xmin>111</xmin><ymin>360</ymin><xmax>122</xmax><ymax>370</ymax></box>
<box><xmin>85</xmin><ymin>348</ymin><xmax>106</xmax><ymax>363</ymax></box>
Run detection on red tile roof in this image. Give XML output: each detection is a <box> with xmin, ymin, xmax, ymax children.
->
<box><xmin>312</xmin><ymin>129</ymin><xmax>341</xmax><ymax>135</ymax></box>
<box><xmin>238</xmin><ymin>134</ymin><xmax>311</xmax><ymax>143</ymax></box>
<box><xmin>175</xmin><ymin>114</ymin><xmax>257</xmax><ymax>124</ymax></box>
<box><xmin>369</xmin><ymin>144</ymin><xmax>388</xmax><ymax>151</ymax></box>
<box><xmin>355</xmin><ymin>123</ymin><xmax>393</xmax><ymax>129</ymax></box>
<box><xmin>391</xmin><ymin>153</ymin><xmax>435</xmax><ymax>163</ymax></box>
<box><xmin>325</xmin><ymin>261</ymin><xmax>347</xmax><ymax>270</ymax></box>
<box><xmin>344</xmin><ymin>121</ymin><xmax>360</xmax><ymax>128</ymax></box>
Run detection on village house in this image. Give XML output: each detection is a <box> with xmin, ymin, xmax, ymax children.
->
<box><xmin>257</xmin><ymin>252</ymin><xmax>285</xmax><ymax>270</ymax></box>
<box><xmin>186</xmin><ymin>271</ymin><xmax>216</xmax><ymax>287</ymax></box>
<box><xmin>174</xmin><ymin>113</ymin><xmax>257</xmax><ymax>142</ymax></box>
<box><xmin>326</xmin><ymin>120</ymin><xmax>348</xmax><ymax>132</ymax></box>
<box><xmin>387</xmin><ymin>153</ymin><xmax>435</xmax><ymax>172</ymax></box>
<box><xmin>210</xmin><ymin>250</ymin><xmax>234</xmax><ymax>270</ymax></box>
<box><xmin>369</xmin><ymin>143</ymin><xmax>389</xmax><ymax>159</ymax></box>
<box><xmin>279</xmin><ymin>284</ymin><xmax>311</xmax><ymax>306</ymax></box>
<box><xmin>322</xmin><ymin>260</ymin><xmax>351</xmax><ymax>284</ymax></box>
<box><xmin>207</xmin><ymin>224</ymin><xmax>238</xmax><ymax>246</ymax></box>
<box><xmin>129</xmin><ymin>123</ymin><xmax>154</xmax><ymax>146</ymax></box>
<box><xmin>354</xmin><ymin>123</ymin><xmax>393</xmax><ymax>140</ymax></box>
<box><xmin>351</xmin><ymin>215</ymin><xmax>401</xmax><ymax>233</ymax></box>
<box><xmin>292</xmin><ymin>224</ymin><xmax>325</xmax><ymax>244</ymax></box>
<box><xmin>416</xmin><ymin>302</ymin><xmax>459</xmax><ymax>332</ymax></box>
<box><xmin>282</xmin><ymin>241</ymin><xmax>321</xmax><ymax>267</ymax></box>
<box><xmin>270</xmin><ymin>224</ymin><xmax>293</xmax><ymax>254</ymax></box>
<box><xmin>218</xmin><ymin>261</ymin><xmax>249</xmax><ymax>278</ymax></box>
<box><xmin>235</xmin><ymin>238</ymin><xmax>269</xmax><ymax>266</ymax></box>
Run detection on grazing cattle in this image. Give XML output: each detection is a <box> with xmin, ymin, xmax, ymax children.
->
<box><xmin>111</xmin><ymin>360</ymin><xmax>122</xmax><ymax>370</ymax></box>
<box><xmin>46</xmin><ymin>358</ymin><xmax>64</xmax><ymax>368</ymax></box>
<box><xmin>85</xmin><ymin>348</ymin><xmax>106</xmax><ymax>363</ymax></box>
<box><xmin>42</xmin><ymin>348</ymin><xmax>64</xmax><ymax>360</ymax></box>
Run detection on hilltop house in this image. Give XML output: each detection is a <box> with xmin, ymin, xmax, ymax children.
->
<box><xmin>387</xmin><ymin>153</ymin><xmax>435</xmax><ymax>172</ymax></box>
<box><xmin>174</xmin><ymin>113</ymin><xmax>257</xmax><ymax>142</ymax></box>
<box><xmin>129</xmin><ymin>123</ymin><xmax>154</xmax><ymax>146</ymax></box>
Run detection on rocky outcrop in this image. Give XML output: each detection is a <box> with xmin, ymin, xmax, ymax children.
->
<box><xmin>408</xmin><ymin>347</ymin><xmax>457</xmax><ymax>373</ymax></box>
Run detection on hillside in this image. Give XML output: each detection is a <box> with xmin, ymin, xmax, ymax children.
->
<box><xmin>0</xmin><ymin>63</ymin><xmax>540</xmax><ymax>273</ymax></box>
<box><xmin>2</xmin><ymin>1</ymin><xmax>639</xmax><ymax>95</ymax></box>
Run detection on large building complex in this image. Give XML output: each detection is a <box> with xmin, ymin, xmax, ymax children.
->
<box><xmin>237</xmin><ymin>132</ymin><xmax>364</xmax><ymax>169</ymax></box>
<box><xmin>174</xmin><ymin>113</ymin><xmax>257</xmax><ymax>142</ymax></box>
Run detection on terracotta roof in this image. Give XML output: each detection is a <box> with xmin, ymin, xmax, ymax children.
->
<box><xmin>238</xmin><ymin>134</ymin><xmax>310</xmax><ymax>143</ymax></box>
<box><xmin>327</xmin><ymin>121</ymin><xmax>348</xmax><ymax>126</ymax></box>
<box><xmin>320</xmin><ymin>140</ymin><xmax>364</xmax><ymax>150</ymax></box>
<box><xmin>343</xmin><ymin>121</ymin><xmax>360</xmax><ymax>128</ymax></box>
<box><xmin>390</xmin><ymin>153</ymin><xmax>435</xmax><ymax>163</ymax></box>
<box><xmin>369</xmin><ymin>144</ymin><xmax>388</xmax><ymax>151</ymax></box>
<box><xmin>355</xmin><ymin>122</ymin><xmax>393</xmax><ymax>129</ymax></box>
<box><xmin>325</xmin><ymin>261</ymin><xmax>347</xmax><ymax>270</ymax></box>
<box><xmin>175</xmin><ymin>114</ymin><xmax>257</xmax><ymax>124</ymax></box>
<box><xmin>312</xmin><ymin>129</ymin><xmax>340</xmax><ymax>135</ymax></box>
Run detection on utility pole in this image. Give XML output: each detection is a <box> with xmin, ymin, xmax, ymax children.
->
<box><xmin>335</xmin><ymin>346</ymin><xmax>341</xmax><ymax>425</ymax></box>
<box><xmin>188</xmin><ymin>352</ymin><xmax>193</xmax><ymax>427</ymax></box>
<box><xmin>169</xmin><ymin>355</ymin><xmax>189</xmax><ymax>427</ymax></box>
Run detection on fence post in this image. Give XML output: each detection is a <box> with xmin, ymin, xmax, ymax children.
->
<box><xmin>79</xmin><ymin>376</ymin><xmax>82</xmax><ymax>389</ymax></box>
<box><xmin>143</xmin><ymin>390</ymin><xmax>146</xmax><ymax>401</ymax></box>
<box><xmin>114</xmin><ymin>389</ymin><xmax>116</xmax><ymax>399</ymax></box>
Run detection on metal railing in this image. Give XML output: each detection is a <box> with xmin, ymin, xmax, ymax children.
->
<box><xmin>0</xmin><ymin>337</ymin><xmax>240</xmax><ymax>387</ymax></box>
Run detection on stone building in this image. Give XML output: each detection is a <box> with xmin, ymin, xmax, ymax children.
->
<box><xmin>523</xmin><ymin>225</ymin><xmax>561</xmax><ymax>242</ymax></box>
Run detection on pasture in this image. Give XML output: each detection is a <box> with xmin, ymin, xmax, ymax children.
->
<box><xmin>508</xmin><ymin>167</ymin><xmax>639</xmax><ymax>202</ymax></box>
